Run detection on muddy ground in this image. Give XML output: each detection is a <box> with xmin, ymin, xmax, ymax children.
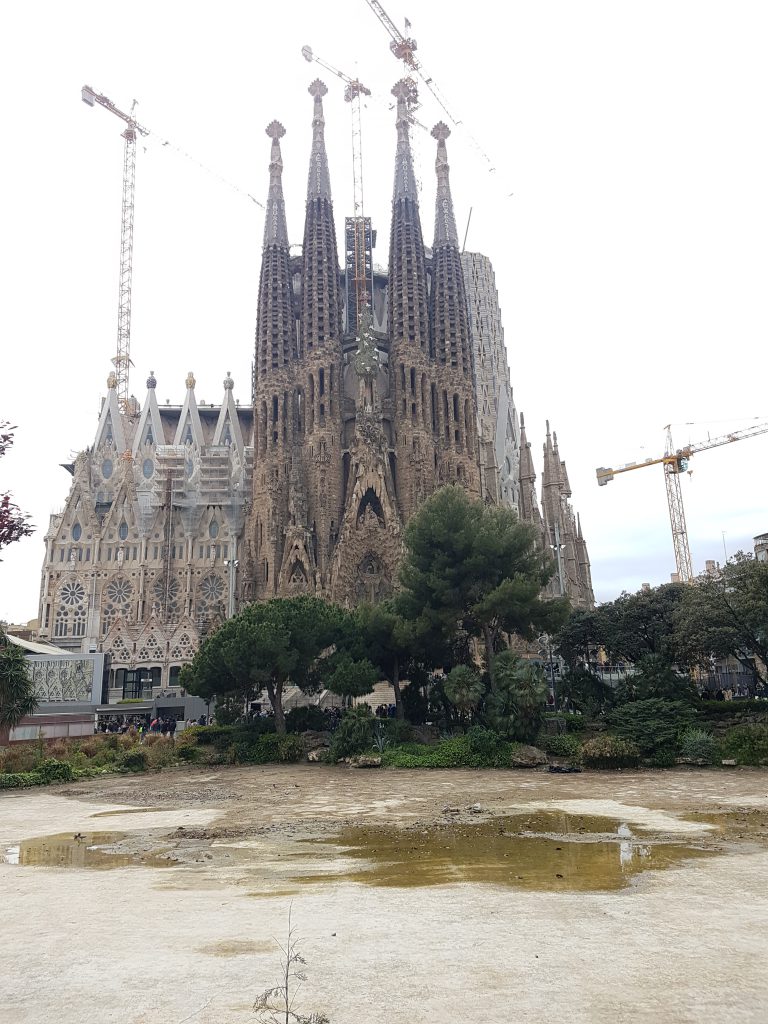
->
<box><xmin>2</xmin><ymin>764</ymin><xmax>768</xmax><ymax>1023</ymax></box>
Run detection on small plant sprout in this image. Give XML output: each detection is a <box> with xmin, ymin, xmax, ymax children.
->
<box><xmin>253</xmin><ymin>906</ymin><xmax>330</xmax><ymax>1024</ymax></box>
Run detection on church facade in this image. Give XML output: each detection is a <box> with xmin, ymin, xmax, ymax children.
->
<box><xmin>36</xmin><ymin>77</ymin><xmax>592</xmax><ymax>698</ymax></box>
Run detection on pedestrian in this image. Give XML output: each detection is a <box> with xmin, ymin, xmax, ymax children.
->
<box><xmin>168</xmin><ymin>717</ymin><xmax>177</xmax><ymax>740</ymax></box>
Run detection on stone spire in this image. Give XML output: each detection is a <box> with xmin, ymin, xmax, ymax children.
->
<box><xmin>255</xmin><ymin>121</ymin><xmax>295</xmax><ymax>378</ymax></box>
<box><xmin>392</xmin><ymin>78</ymin><xmax>419</xmax><ymax>202</ymax></box>
<box><xmin>431</xmin><ymin>122</ymin><xmax>459</xmax><ymax>248</ymax></box>
<box><xmin>430</xmin><ymin>122</ymin><xmax>471</xmax><ymax>377</ymax></box>
<box><xmin>388</xmin><ymin>80</ymin><xmax>429</xmax><ymax>352</ymax></box>
<box><xmin>263</xmin><ymin>121</ymin><xmax>289</xmax><ymax>249</ymax></box>
<box><xmin>301</xmin><ymin>81</ymin><xmax>342</xmax><ymax>352</ymax></box>
<box><xmin>307</xmin><ymin>79</ymin><xmax>331</xmax><ymax>201</ymax></box>
<box><xmin>517</xmin><ymin>413</ymin><xmax>544</xmax><ymax>537</ymax></box>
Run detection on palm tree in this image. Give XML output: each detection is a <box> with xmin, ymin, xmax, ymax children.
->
<box><xmin>0</xmin><ymin>631</ymin><xmax>37</xmax><ymax>745</ymax></box>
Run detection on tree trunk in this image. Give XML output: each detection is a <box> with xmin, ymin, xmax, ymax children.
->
<box><xmin>392</xmin><ymin>656</ymin><xmax>404</xmax><ymax>720</ymax></box>
<box><xmin>266</xmin><ymin>679</ymin><xmax>287</xmax><ymax>735</ymax></box>
<box><xmin>484</xmin><ymin>626</ymin><xmax>496</xmax><ymax>688</ymax></box>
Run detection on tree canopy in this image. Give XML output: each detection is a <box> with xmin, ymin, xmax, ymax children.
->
<box><xmin>397</xmin><ymin>486</ymin><xmax>568</xmax><ymax>673</ymax></box>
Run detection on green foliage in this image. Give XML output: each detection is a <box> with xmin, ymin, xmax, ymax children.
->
<box><xmin>536</xmin><ymin>732</ymin><xmax>583</xmax><ymax>760</ymax></box>
<box><xmin>380</xmin><ymin>734</ymin><xmax>533</xmax><ymax>769</ymax></box>
<box><xmin>176</xmin><ymin>744</ymin><xmax>201</xmax><ymax>763</ymax></box>
<box><xmin>401</xmin><ymin>679</ymin><xmax>429</xmax><ymax>725</ymax></box>
<box><xmin>486</xmin><ymin>650</ymin><xmax>548</xmax><ymax>742</ymax></box>
<box><xmin>119</xmin><ymin>748</ymin><xmax>149</xmax><ymax>772</ymax></box>
<box><xmin>581</xmin><ymin>734</ymin><xmax>640</xmax><ymax>769</ymax></box>
<box><xmin>397</xmin><ymin>486</ymin><xmax>568</xmax><ymax>669</ymax></box>
<box><xmin>0</xmin><ymin>770</ymin><xmax>44</xmax><ymax>789</ymax></box>
<box><xmin>700</xmin><ymin>700</ymin><xmax>768</xmax><ymax>719</ymax></box>
<box><xmin>0</xmin><ymin>631</ymin><xmax>38</xmax><ymax>730</ymax></box>
<box><xmin>228</xmin><ymin>733</ymin><xmax>304</xmax><ymax>765</ymax></box>
<box><xmin>676</xmin><ymin>554</ymin><xmax>768</xmax><ymax>681</ymax></box>
<box><xmin>679</xmin><ymin>727</ymin><xmax>718</xmax><ymax>764</ymax></box>
<box><xmin>720</xmin><ymin>724</ymin><xmax>768</xmax><ymax>766</ymax></box>
<box><xmin>465</xmin><ymin>725</ymin><xmax>503</xmax><ymax>760</ymax></box>
<box><xmin>381</xmin><ymin>718</ymin><xmax>415</xmax><ymax>745</ymax></box>
<box><xmin>213</xmin><ymin>698</ymin><xmax>242</xmax><ymax>726</ymax></box>
<box><xmin>324</xmin><ymin>654</ymin><xmax>379</xmax><ymax>701</ymax></box>
<box><xmin>614</xmin><ymin>655</ymin><xmax>697</xmax><ymax>704</ymax></box>
<box><xmin>544</xmin><ymin>711</ymin><xmax>587</xmax><ymax>732</ymax></box>
<box><xmin>605</xmin><ymin>698</ymin><xmax>697</xmax><ymax>757</ymax></box>
<box><xmin>35</xmin><ymin>758</ymin><xmax>74</xmax><ymax>783</ymax></box>
<box><xmin>328</xmin><ymin>706</ymin><xmax>375</xmax><ymax>761</ymax></box>
<box><xmin>285</xmin><ymin>706</ymin><xmax>329</xmax><ymax>733</ymax></box>
<box><xmin>444</xmin><ymin>665</ymin><xmax>485</xmax><ymax>716</ymax></box>
<box><xmin>557</xmin><ymin>670</ymin><xmax>615</xmax><ymax>716</ymax></box>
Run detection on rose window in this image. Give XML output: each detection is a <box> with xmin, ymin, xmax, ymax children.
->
<box><xmin>60</xmin><ymin>581</ymin><xmax>85</xmax><ymax>606</ymax></box>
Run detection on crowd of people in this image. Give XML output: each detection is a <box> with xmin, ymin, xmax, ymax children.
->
<box><xmin>96</xmin><ymin>712</ymin><xmax>209</xmax><ymax>739</ymax></box>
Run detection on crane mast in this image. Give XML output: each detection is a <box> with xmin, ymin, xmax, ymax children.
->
<box><xmin>302</xmin><ymin>47</ymin><xmax>373</xmax><ymax>329</ymax></box>
<box><xmin>597</xmin><ymin>420</ymin><xmax>768</xmax><ymax>582</ymax></box>
<box><xmin>82</xmin><ymin>86</ymin><xmax>150</xmax><ymax>413</ymax></box>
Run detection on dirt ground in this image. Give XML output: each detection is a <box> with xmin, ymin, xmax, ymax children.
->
<box><xmin>2</xmin><ymin>764</ymin><xmax>768</xmax><ymax>1024</ymax></box>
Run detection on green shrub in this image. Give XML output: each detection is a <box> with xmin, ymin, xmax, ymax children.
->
<box><xmin>720</xmin><ymin>724</ymin><xmax>768</xmax><ymax>766</ymax></box>
<box><xmin>581</xmin><ymin>734</ymin><xmax>640</xmax><ymax>769</ymax></box>
<box><xmin>644</xmin><ymin>750</ymin><xmax>677</xmax><ymax>768</ymax></box>
<box><xmin>605</xmin><ymin>698</ymin><xmax>697</xmax><ymax>757</ymax></box>
<box><xmin>0</xmin><ymin>744</ymin><xmax>38</xmax><ymax>774</ymax></box>
<box><xmin>466</xmin><ymin>725</ymin><xmax>503</xmax><ymax>761</ymax></box>
<box><xmin>328</xmin><ymin>707</ymin><xmax>375</xmax><ymax>761</ymax></box>
<box><xmin>0</xmin><ymin>771</ymin><xmax>44</xmax><ymax>789</ymax></box>
<box><xmin>119</xmin><ymin>748</ymin><xmax>149</xmax><ymax>772</ymax></box>
<box><xmin>176</xmin><ymin>744</ymin><xmax>201</xmax><ymax>763</ymax></box>
<box><xmin>536</xmin><ymin>733</ymin><xmax>583</xmax><ymax>760</ymax></box>
<box><xmin>679</xmin><ymin>727</ymin><xmax>718</xmax><ymax>764</ymax></box>
<box><xmin>285</xmin><ymin>706</ymin><xmax>328</xmax><ymax>733</ymax></box>
<box><xmin>381</xmin><ymin>735</ymin><xmax>514</xmax><ymax>769</ymax></box>
<box><xmin>382</xmin><ymin>719</ymin><xmax>415</xmax><ymax>745</ymax></box>
<box><xmin>35</xmin><ymin>758</ymin><xmax>75</xmax><ymax>784</ymax></box>
<box><xmin>700</xmin><ymin>699</ymin><xmax>768</xmax><ymax>718</ymax></box>
<box><xmin>544</xmin><ymin>711</ymin><xmax>588</xmax><ymax>733</ymax></box>
<box><xmin>229</xmin><ymin>733</ymin><xmax>304</xmax><ymax>765</ymax></box>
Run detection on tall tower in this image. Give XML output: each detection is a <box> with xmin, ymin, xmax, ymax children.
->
<box><xmin>388</xmin><ymin>80</ymin><xmax>434</xmax><ymax>519</ymax></box>
<box><xmin>429</xmin><ymin>123</ymin><xmax>480</xmax><ymax>497</ymax></box>
<box><xmin>252</xmin><ymin>121</ymin><xmax>295</xmax><ymax>596</ymax></box>
<box><xmin>293</xmin><ymin>79</ymin><xmax>345</xmax><ymax>591</ymax></box>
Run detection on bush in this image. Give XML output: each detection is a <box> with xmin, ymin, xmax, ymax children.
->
<box><xmin>145</xmin><ymin>738</ymin><xmax>176</xmax><ymax>768</ymax></box>
<box><xmin>119</xmin><ymin>748</ymin><xmax>149</xmax><ymax>772</ymax></box>
<box><xmin>720</xmin><ymin>724</ymin><xmax>768</xmax><ymax>765</ymax></box>
<box><xmin>176</xmin><ymin>744</ymin><xmax>201</xmax><ymax>763</ymax></box>
<box><xmin>466</xmin><ymin>725</ymin><xmax>503</xmax><ymax>761</ymax></box>
<box><xmin>0</xmin><ymin>744</ymin><xmax>38</xmax><ymax>774</ymax></box>
<box><xmin>581</xmin><ymin>735</ymin><xmax>640</xmax><ymax>769</ymax></box>
<box><xmin>545</xmin><ymin>711</ymin><xmax>588</xmax><ymax>733</ymax></box>
<box><xmin>35</xmin><ymin>758</ymin><xmax>75</xmax><ymax>784</ymax></box>
<box><xmin>536</xmin><ymin>733</ymin><xmax>583</xmax><ymax>761</ymax></box>
<box><xmin>0</xmin><ymin>771</ymin><xmax>44</xmax><ymax>789</ymax></box>
<box><xmin>605</xmin><ymin>699</ymin><xmax>697</xmax><ymax>757</ymax></box>
<box><xmin>285</xmin><ymin>706</ymin><xmax>329</xmax><ymax>733</ymax></box>
<box><xmin>700</xmin><ymin>700</ymin><xmax>768</xmax><ymax>719</ymax></box>
<box><xmin>679</xmin><ymin>727</ymin><xmax>718</xmax><ymax>764</ymax></box>
<box><xmin>382</xmin><ymin>719</ymin><xmax>415</xmax><ymax>745</ymax></box>
<box><xmin>228</xmin><ymin>733</ymin><xmax>304</xmax><ymax>765</ymax></box>
<box><xmin>644</xmin><ymin>750</ymin><xmax>677</xmax><ymax>768</ymax></box>
<box><xmin>328</xmin><ymin>707</ymin><xmax>375</xmax><ymax>761</ymax></box>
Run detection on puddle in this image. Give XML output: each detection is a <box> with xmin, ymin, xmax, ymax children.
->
<box><xmin>296</xmin><ymin>812</ymin><xmax>715</xmax><ymax>892</ymax></box>
<box><xmin>90</xmin><ymin>807</ymin><xmax>165</xmax><ymax>818</ymax></box>
<box><xmin>3</xmin><ymin>832</ymin><xmax>175</xmax><ymax>870</ymax></box>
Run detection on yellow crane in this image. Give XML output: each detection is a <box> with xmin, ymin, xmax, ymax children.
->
<box><xmin>597</xmin><ymin>421</ymin><xmax>768</xmax><ymax>582</ymax></box>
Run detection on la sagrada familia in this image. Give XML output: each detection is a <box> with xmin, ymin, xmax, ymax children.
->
<box><xmin>36</xmin><ymin>79</ymin><xmax>593</xmax><ymax>697</ymax></box>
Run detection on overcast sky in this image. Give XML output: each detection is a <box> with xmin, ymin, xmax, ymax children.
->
<box><xmin>1</xmin><ymin>0</ymin><xmax>766</xmax><ymax>623</ymax></box>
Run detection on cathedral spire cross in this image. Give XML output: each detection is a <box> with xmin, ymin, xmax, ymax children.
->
<box><xmin>263</xmin><ymin>120</ymin><xmax>289</xmax><ymax>250</ymax></box>
<box><xmin>307</xmin><ymin>79</ymin><xmax>332</xmax><ymax>201</ymax></box>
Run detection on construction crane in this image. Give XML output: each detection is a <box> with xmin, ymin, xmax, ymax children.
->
<box><xmin>82</xmin><ymin>85</ymin><xmax>265</xmax><ymax>413</ymax></box>
<box><xmin>362</xmin><ymin>1</ymin><xmax>496</xmax><ymax>172</ymax></box>
<box><xmin>82</xmin><ymin>85</ymin><xmax>149</xmax><ymax>413</ymax></box>
<box><xmin>302</xmin><ymin>46</ymin><xmax>373</xmax><ymax>330</ymax></box>
<box><xmin>596</xmin><ymin>421</ymin><xmax>768</xmax><ymax>582</ymax></box>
